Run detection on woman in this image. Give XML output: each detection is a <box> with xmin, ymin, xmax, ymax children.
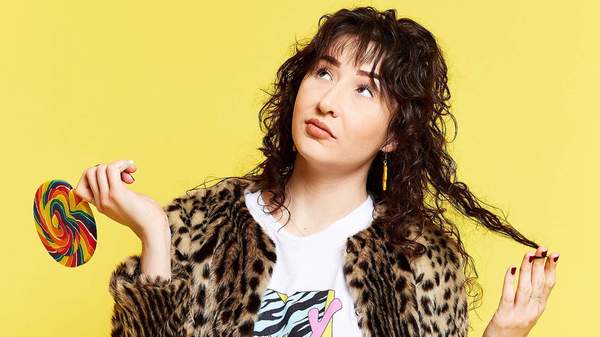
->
<box><xmin>75</xmin><ymin>6</ymin><xmax>559</xmax><ymax>337</ymax></box>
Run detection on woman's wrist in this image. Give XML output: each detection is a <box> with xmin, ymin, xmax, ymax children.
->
<box><xmin>140</xmin><ymin>223</ymin><xmax>172</xmax><ymax>279</ymax></box>
<box><xmin>483</xmin><ymin>311</ymin><xmax>535</xmax><ymax>337</ymax></box>
<box><xmin>140</xmin><ymin>243</ymin><xmax>171</xmax><ymax>279</ymax></box>
<box><xmin>138</xmin><ymin>216</ymin><xmax>171</xmax><ymax>248</ymax></box>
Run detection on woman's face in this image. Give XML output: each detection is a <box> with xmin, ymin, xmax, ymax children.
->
<box><xmin>291</xmin><ymin>38</ymin><xmax>396</xmax><ymax>173</ymax></box>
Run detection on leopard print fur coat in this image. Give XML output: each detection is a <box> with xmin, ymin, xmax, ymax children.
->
<box><xmin>108</xmin><ymin>177</ymin><xmax>470</xmax><ymax>337</ymax></box>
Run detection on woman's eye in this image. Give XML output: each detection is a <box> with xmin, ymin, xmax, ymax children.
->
<box><xmin>357</xmin><ymin>84</ymin><xmax>374</xmax><ymax>98</ymax></box>
<box><xmin>315</xmin><ymin>67</ymin><xmax>332</xmax><ymax>80</ymax></box>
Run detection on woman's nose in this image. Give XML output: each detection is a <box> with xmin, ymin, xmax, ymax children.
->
<box><xmin>317</xmin><ymin>84</ymin><xmax>342</xmax><ymax>117</ymax></box>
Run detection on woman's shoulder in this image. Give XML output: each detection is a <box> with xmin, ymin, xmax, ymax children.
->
<box><xmin>161</xmin><ymin>177</ymin><xmax>254</xmax><ymax>231</ymax></box>
<box><xmin>163</xmin><ymin>177</ymin><xmax>250</xmax><ymax>209</ymax></box>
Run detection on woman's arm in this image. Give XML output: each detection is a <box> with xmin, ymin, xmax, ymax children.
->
<box><xmin>483</xmin><ymin>247</ymin><xmax>559</xmax><ymax>337</ymax></box>
<box><xmin>108</xmin><ymin>188</ymin><xmax>209</xmax><ymax>337</ymax></box>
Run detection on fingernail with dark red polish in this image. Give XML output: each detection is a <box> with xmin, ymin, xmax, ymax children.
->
<box><xmin>541</xmin><ymin>250</ymin><xmax>547</xmax><ymax>257</ymax></box>
<box><xmin>511</xmin><ymin>267</ymin><xmax>516</xmax><ymax>275</ymax></box>
<box><xmin>529</xmin><ymin>255</ymin><xmax>534</xmax><ymax>263</ymax></box>
<box><xmin>553</xmin><ymin>256</ymin><xmax>559</xmax><ymax>262</ymax></box>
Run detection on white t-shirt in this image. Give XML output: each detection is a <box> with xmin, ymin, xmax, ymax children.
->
<box><xmin>244</xmin><ymin>187</ymin><xmax>374</xmax><ymax>337</ymax></box>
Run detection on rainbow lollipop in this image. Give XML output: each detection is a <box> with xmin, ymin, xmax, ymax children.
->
<box><xmin>33</xmin><ymin>179</ymin><xmax>97</xmax><ymax>267</ymax></box>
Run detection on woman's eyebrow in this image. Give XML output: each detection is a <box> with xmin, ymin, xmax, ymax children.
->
<box><xmin>319</xmin><ymin>54</ymin><xmax>382</xmax><ymax>80</ymax></box>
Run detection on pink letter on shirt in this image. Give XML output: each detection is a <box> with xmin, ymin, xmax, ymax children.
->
<box><xmin>308</xmin><ymin>297</ymin><xmax>342</xmax><ymax>336</ymax></box>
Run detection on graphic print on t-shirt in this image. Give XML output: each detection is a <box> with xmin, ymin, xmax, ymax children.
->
<box><xmin>253</xmin><ymin>288</ymin><xmax>344</xmax><ymax>337</ymax></box>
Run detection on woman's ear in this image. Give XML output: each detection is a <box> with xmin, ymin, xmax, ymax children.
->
<box><xmin>382</xmin><ymin>140</ymin><xmax>398</xmax><ymax>153</ymax></box>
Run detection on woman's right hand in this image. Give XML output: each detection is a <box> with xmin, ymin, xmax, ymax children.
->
<box><xmin>73</xmin><ymin>159</ymin><xmax>169</xmax><ymax>245</ymax></box>
<box><xmin>482</xmin><ymin>246</ymin><xmax>559</xmax><ymax>337</ymax></box>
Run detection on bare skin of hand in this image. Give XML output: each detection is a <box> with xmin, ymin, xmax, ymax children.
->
<box><xmin>73</xmin><ymin>159</ymin><xmax>169</xmax><ymax>244</ymax></box>
<box><xmin>483</xmin><ymin>246</ymin><xmax>560</xmax><ymax>337</ymax></box>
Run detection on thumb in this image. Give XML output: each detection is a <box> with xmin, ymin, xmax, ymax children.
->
<box><xmin>123</xmin><ymin>163</ymin><xmax>137</xmax><ymax>174</ymax></box>
<box><xmin>107</xmin><ymin>159</ymin><xmax>136</xmax><ymax>189</ymax></box>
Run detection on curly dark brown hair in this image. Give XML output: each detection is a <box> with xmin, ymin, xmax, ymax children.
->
<box><xmin>190</xmin><ymin>6</ymin><xmax>540</xmax><ymax>314</ymax></box>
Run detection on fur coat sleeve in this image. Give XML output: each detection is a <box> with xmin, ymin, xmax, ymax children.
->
<box><xmin>108</xmin><ymin>188</ymin><xmax>209</xmax><ymax>337</ymax></box>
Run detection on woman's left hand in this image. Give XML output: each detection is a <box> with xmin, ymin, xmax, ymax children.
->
<box><xmin>483</xmin><ymin>246</ymin><xmax>559</xmax><ymax>337</ymax></box>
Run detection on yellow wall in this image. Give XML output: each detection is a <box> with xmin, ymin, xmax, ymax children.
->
<box><xmin>1</xmin><ymin>1</ymin><xmax>595</xmax><ymax>336</ymax></box>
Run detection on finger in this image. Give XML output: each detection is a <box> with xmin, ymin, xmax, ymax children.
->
<box><xmin>514</xmin><ymin>251</ymin><xmax>534</xmax><ymax>306</ymax></box>
<box><xmin>87</xmin><ymin>166</ymin><xmax>100</xmax><ymax>207</ymax></box>
<box><xmin>123</xmin><ymin>162</ymin><xmax>137</xmax><ymax>174</ymax></box>
<box><xmin>499</xmin><ymin>265</ymin><xmax>517</xmax><ymax>309</ymax></box>
<box><xmin>107</xmin><ymin>159</ymin><xmax>136</xmax><ymax>192</ymax></box>
<box><xmin>530</xmin><ymin>246</ymin><xmax>548</xmax><ymax>302</ymax></box>
<box><xmin>74</xmin><ymin>169</ymin><xmax>93</xmax><ymax>203</ymax></box>
<box><xmin>543</xmin><ymin>252</ymin><xmax>559</xmax><ymax>299</ymax></box>
<box><xmin>96</xmin><ymin>164</ymin><xmax>109</xmax><ymax>208</ymax></box>
<box><xmin>121</xmin><ymin>171</ymin><xmax>135</xmax><ymax>184</ymax></box>
<box><xmin>121</xmin><ymin>160</ymin><xmax>137</xmax><ymax>184</ymax></box>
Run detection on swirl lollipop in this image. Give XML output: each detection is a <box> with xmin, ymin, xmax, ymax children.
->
<box><xmin>33</xmin><ymin>179</ymin><xmax>97</xmax><ymax>267</ymax></box>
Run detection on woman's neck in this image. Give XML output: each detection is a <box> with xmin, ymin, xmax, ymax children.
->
<box><xmin>262</xmin><ymin>164</ymin><xmax>370</xmax><ymax>236</ymax></box>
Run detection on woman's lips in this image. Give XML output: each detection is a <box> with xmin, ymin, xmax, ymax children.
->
<box><xmin>306</xmin><ymin>122</ymin><xmax>334</xmax><ymax>139</ymax></box>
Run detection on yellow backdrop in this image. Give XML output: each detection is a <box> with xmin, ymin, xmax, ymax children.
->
<box><xmin>1</xmin><ymin>1</ymin><xmax>596</xmax><ymax>336</ymax></box>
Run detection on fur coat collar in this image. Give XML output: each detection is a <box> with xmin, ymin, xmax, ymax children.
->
<box><xmin>109</xmin><ymin>177</ymin><xmax>469</xmax><ymax>337</ymax></box>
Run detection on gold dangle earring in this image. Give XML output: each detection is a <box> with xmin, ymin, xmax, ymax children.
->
<box><xmin>382</xmin><ymin>151</ymin><xmax>388</xmax><ymax>191</ymax></box>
